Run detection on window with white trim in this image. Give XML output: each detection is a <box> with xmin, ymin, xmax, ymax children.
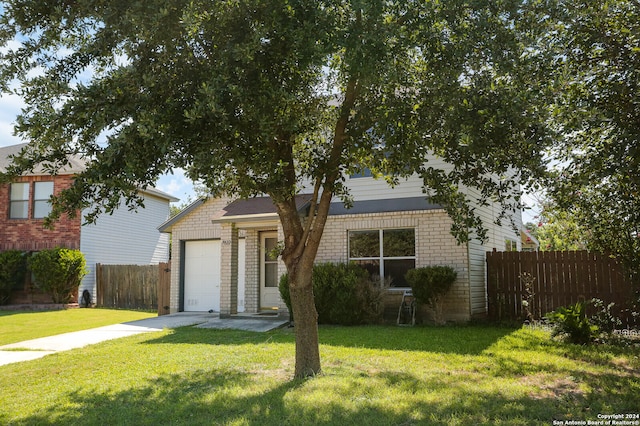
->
<box><xmin>505</xmin><ymin>239</ymin><xmax>517</xmax><ymax>252</ymax></box>
<box><xmin>10</xmin><ymin>183</ymin><xmax>29</xmax><ymax>219</ymax></box>
<box><xmin>348</xmin><ymin>228</ymin><xmax>416</xmax><ymax>287</ymax></box>
<box><xmin>33</xmin><ymin>181</ymin><xmax>54</xmax><ymax>219</ymax></box>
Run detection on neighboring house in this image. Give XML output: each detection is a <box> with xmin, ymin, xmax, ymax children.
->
<box><xmin>0</xmin><ymin>143</ymin><xmax>178</xmax><ymax>304</ymax></box>
<box><xmin>160</xmin><ymin>159</ymin><xmax>523</xmax><ymax>322</ymax></box>
<box><xmin>521</xmin><ymin>228</ymin><xmax>540</xmax><ymax>252</ymax></box>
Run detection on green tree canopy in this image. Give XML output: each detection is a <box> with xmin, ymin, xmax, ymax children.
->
<box><xmin>524</xmin><ymin>200</ymin><xmax>587</xmax><ymax>252</ymax></box>
<box><xmin>0</xmin><ymin>0</ymin><xmax>553</xmax><ymax>377</ymax></box>
<box><xmin>532</xmin><ymin>0</ymin><xmax>640</xmax><ymax>274</ymax></box>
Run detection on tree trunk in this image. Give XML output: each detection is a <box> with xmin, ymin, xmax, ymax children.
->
<box><xmin>288</xmin><ymin>263</ymin><xmax>321</xmax><ymax>378</ymax></box>
<box><xmin>276</xmin><ymin>195</ymin><xmax>324</xmax><ymax>379</ymax></box>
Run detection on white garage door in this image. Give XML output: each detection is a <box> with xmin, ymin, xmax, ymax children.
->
<box><xmin>184</xmin><ymin>240</ymin><xmax>221</xmax><ymax>312</ymax></box>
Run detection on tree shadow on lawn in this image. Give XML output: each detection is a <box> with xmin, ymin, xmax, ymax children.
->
<box><xmin>9</xmin><ymin>362</ymin><xmax>633</xmax><ymax>426</ymax></box>
<box><xmin>143</xmin><ymin>324</ymin><xmax>518</xmax><ymax>356</ymax></box>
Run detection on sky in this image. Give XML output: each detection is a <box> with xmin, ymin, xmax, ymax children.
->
<box><xmin>0</xmin><ymin>92</ymin><xmax>196</xmax><ymax>206</ymax></box>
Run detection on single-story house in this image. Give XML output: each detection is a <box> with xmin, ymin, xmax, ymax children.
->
<box><xmin>0</xmin><ymin>142</ymin><xmax>178</xmax><ymax>304</ymax></box>
<box><xmin>159</xmin><ymin>168</ymin><xmax>522</xmax><ymax>322</ymax></box>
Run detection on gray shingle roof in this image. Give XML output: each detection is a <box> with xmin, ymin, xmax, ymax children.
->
<box><xmin>0</xmin><ymin>143</ymin><xmax>87</xmax><ymax>174</ymax></box>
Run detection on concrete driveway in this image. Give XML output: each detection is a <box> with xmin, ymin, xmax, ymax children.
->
<box><xmin>0</xmin><ymin>312</ymin><xmax>288</xmax><ymax>367</ymax></box>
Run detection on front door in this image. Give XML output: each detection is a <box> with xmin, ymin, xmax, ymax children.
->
<box><xmin>260</xmin><ymin>232</ymin><xmax>280</xmax><ymax>310</ymax></box>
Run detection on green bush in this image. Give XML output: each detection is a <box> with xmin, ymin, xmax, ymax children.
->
<box><xmin>405</xmin><ymin>266</ymin><xmax>457</xmax><ymax>324</ymax></box>
<box><xmin>0</xmin><ymin>250</ymin><xmax>28</xmax><ymax>305</ymax></box>
<box><xmin>28</xmin><ymin>248</ymin><xmax>87</xmax><ymax>304</ymax></box>
<box><xmin>589</xmin><ymin>298</ymin><xmax>622</xmax><ymax>335</ymax></box>
<box><xmin>279</xmin><ymin>262</ymin><xmax>384</xmax><ymax>325</ymax></box>
<box><xmin>545</xmin><ymin>301</ymin><xmax>598</xmax><ymax>345</ymax></box>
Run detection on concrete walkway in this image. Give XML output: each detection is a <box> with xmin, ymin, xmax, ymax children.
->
<box><xmin>0</xmin><ymin>312</ymin><xmax>288</xmax><ymax>367</ymax></box>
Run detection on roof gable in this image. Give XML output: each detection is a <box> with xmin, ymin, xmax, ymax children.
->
<box><xmin>0</xmin><ymin>143</ymin><xmax>87</xmax><ymax>175</ymax></box>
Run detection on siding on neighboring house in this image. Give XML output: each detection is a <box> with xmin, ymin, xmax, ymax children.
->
<box><xmin>79</xmin><ymin>191</ymin><xmax>174</xmax><ymax>301</ymax></box>
<box><xmin>0</xmin><ymin>174</ymin><xmax>81</xmax><ymax>251</ymax></box>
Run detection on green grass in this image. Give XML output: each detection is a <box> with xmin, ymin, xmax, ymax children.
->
<box><xmin>0</xmin><ymin>308</ymin><xmax>156</xmax><ymax>345</ymax></box>
<box><xmin>0</xmin><ymin>324</ymin><xmax>638</xmax><ymax>425</ymax></box>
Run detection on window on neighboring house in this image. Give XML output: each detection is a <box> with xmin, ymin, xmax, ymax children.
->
<box><xmin>9</xmin><ymin>183</ymin><xmax>29</xmax><ymax>219</ymax></box>
<box><xmin>33</xmin><ymin>181</ymin><xmax>54</xmax><ymax>219</ymax></box>
<box><xmin>348</xmin><ymin>228</ymin><xmax>416</xmax><ymax>287</ymax></box>
<box><xmin>8</xmin><ymin>181</ymin><xmax>54</xmax><ymax>219</ymax></box>
<box><xmin>350</xmin><ymin>168</ymin><xmax>373</xmax><ymax>179</ymax></box>
<box><xmin>505</xmin><ymin>239</ymin><xmax>517</xmax><ymax>252</ymax></box>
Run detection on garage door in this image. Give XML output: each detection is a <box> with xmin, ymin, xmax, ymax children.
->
<box><xmin>184</xmin><ymin>240</ymin><xmax>221</xmax><ymax>312</ymax></box>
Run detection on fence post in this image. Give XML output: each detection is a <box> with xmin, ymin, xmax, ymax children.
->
<box><xmin>96</xmin><ymin>263</ymin><xmax>103</xmax><ymax>307</ymax></box>
<box><xmin>158</xmin><ymin>262</ymin><xmax>171</xmax><ymax>316</ymax></box>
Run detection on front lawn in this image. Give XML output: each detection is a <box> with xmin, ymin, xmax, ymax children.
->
<box><xmin>0</xmin><ymin>325</ymin><xmax>638</xmax><ymax>425</ymax></box>
<box><xmin>0</xmin><ymin>308</ymin><xmax>156</xmax><ymax>345</ymax></box>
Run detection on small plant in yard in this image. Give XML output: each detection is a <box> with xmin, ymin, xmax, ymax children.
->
<box><xmin>545</xmin><ymin>301</ymin><xmax>598</xmax><ymax>345</ymax></box>
<box><xmin>0</xmin><ymin>250</ymin><xmax>28</xmax><ymax>305</ymax></box>
<box><xmin>405</xmin><ymin>265</ymin><xmax>457</xmax><ymax>325</ymax></box>
<box><xmin>519</xmin><ymin>271</ymin><xmax>536</xmax><ymax>322</ymax></box>
<box><xmin>590</xmin><ymin>298</ymin><xmax>622</xmax><ymax>335</ymax></box>
<box><xmin>28</xmin><ymin>248</ymin><xmax>87</xmax><ymax>304</ymax></box>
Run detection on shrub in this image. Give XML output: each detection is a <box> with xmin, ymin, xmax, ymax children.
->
<box><xmin>0</xmin><ymin>250</ymin><xmax>28</xmax><ymax>305</ymax></box>
<box><xmin>405</xmin><ymin>266</ymin><xmax>457</xmax><ymax>324</ymax></box>
<box><xmin>28</xmin><ymin>248</ymin><xmax>87</xmax><ymax>304</ymax></box>
<box><xmin>545</xmin><ymin>301</ymin><xmax>598</xmax><ymax>345</ymax></box>
<box><xmin>279</xmin><ymin>262</ymin><xmax>384</xmax><ymax>325</ymax></box>
<box><xmin>589</xmin><ymin>298</ymin><xmax>622</xmax><ymax>335</ymax></box>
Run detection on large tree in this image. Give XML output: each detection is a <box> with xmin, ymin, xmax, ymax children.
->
<box><xmin>524</xmin><ymin>197</ymin><xmax>587</xmax><ymax>251</ymax></box>
<box><xmin>0</xmin><ymin>1</ymin><xmax>552</xmax><ymax>378</ymax></box>
<box><xmin>534</xmin><ymin>0</ymin><xmax>640</xmax><ymax>276</ymax></box>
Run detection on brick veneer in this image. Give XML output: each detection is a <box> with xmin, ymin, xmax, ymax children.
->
<box><xmin>315</xmin><ymin>209</ymin><xmax>473</xmax><ymax>322</ymax></box>
<box><xmin>168</xmin><ymin>198</ymin><xmax>475</xmax><ymax>322</ymax></box>
<box><xmin>1</xmin><ymin>175</ymin><xmax>82</xmax><ymax>303</ymax></box>
<box><xmin>0</xmin><ymin>175</ymin><xmax>81</xmax><ymax>251</ymax></box>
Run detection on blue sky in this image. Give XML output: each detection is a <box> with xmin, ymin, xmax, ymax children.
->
<box><xmin>0</xmin><ymin>92</ymin><xmax>195</xmax><ymax>206</ymax></box>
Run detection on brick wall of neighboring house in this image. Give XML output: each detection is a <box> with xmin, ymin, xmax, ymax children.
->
<box><xmin>0</xmin><ymin>175</ymin><xmax>81</xmax><ymax>252</ymax></box>
<box><xmin>0</xmin><ymin>174</ymin><xmax>82</xmax><ymax>304</ymax></box>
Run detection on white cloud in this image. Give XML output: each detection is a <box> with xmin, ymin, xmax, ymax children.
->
<box><xmin>155</xmin><ymin>169</ymin><xmax>196</xmax><ymax>204</ymax></box>
<box><xmin>0</xmin><ymin>93</ymin><xmax>24</xmax><ymax>148</ymax></box>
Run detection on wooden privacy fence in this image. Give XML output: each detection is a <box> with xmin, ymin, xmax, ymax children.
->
<box><xmin>486</xmin><ymin>250</ymin><xmax>637</xmax><ymax>325</ymax></box>
<box><xmin>96</xmin><ymin>263</ymin><xmax>171</xmax><ymax>316</ymax></box>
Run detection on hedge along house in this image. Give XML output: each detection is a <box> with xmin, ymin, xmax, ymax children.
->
<box><xmin>0</xmin><ymin>143</ymin><xmax>178</xmax><ymax>305</ymax></box>
<box><xmin>159</xmin><ymin>160</ymin><xmax>523</xmax><ymax>322</ymax></box>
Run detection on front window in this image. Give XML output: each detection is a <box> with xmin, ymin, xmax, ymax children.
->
<box><xmin>263</xmin><ymin>236</ymin><xmax>279</xmax><ymax>288</ymax></box>
<box><xmin>349</xmin><ymin>228</ymin><xmax>416</xmax><ymax>287</ymax></box>
<box><xmin>9</xmin><ymin>183</ymin><xmax>29</xmax><ymax>219</ymax></box>
<box><xmin>33</xmin><ymin>182</ymin><xmax>54</xmax><ymax>219</ymax></box>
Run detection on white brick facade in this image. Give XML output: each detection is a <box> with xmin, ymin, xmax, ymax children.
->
<box><xmin>162</xmin><ymin>193</ymin><xmax>520</xmax><ymax>322</ymax></box>
<box><xmin>165</xmin><ymin>197</ymin><xmax>228</xmax><ymax>313</ymax></box>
